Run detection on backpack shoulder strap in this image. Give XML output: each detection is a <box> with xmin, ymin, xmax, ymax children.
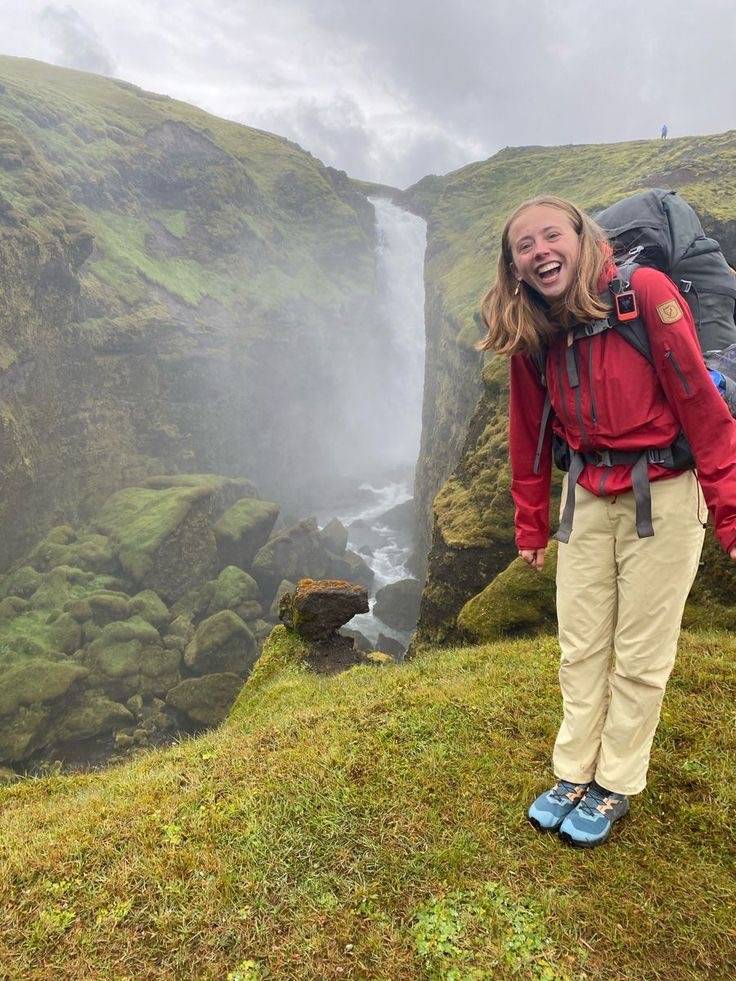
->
<box><xmin>608</xmin><ymin>262</ymin><xmax>653</xmax><ymax>365</ymax></box>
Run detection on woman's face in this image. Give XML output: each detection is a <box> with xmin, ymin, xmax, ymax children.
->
<box><xmin>508</xmin><ymin>204</ymin><xmax>581</xmax><ymax>300</ymax></box>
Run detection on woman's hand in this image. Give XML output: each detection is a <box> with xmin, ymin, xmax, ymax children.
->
<box><xmin>519</xmin><ymin>547</ymin><xmax>546</xmax><ymax>570</ymax></box>
<box><xmin>730</xmin><ymin>546</ymin><xmax>736</xmax><ymax>562</ymax></box>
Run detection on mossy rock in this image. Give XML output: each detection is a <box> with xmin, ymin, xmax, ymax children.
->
<box><xmin>83</xmin><ymin>617</ymin><xmax>180</xmax><ymax>698</ymax></box>
<box><xmin>457</xmin><ymin>542</ymin><xmax>559</xmax><ymax>642</ymax></box>
<box><xmin>49</xmin><ymin>694</ymin><xmax>134</xmax><ymax>745</ymax></box>
<box><xmin>167</xmin><ymin>614</ymin><xmax>194</xmax><ymax>641</ymax></box>
<box><xmin>48</xmin><ymin>612</ymin><xmax>83</xmax><ymax>654</ymax></box>
<box><xmin>0</xmin><ymin>659</ymin><xmax>88</xmax><ymax>717</ymax></box>
<box><xmin>28</xmin><ymin>566</ymin><xmax>95</xmax><ymax>611</ymax></box>
<box><xmin>142</xmin><ymin>475</ymin><xmax>258</xmax><ymax>520</ymax></box>
<box><xmin>0</xmin><ymin>596</ymin><xmax>29</xmax><ymax>620</ymax></box>
<box><xmin>166</xmin><ymin>672</ymin><xmax>243</xmax><ymax>726</ymax></box>
<box><xmin>213</xmin><ymin>498</ymin><xmax>280</xmax><ymax>570</ymax></box>
<box><xmin>206</xmin><ymin>566</ymin><xmax>261</xmax><ymax>618</ymax></box>
<box><xmin>129</xmin><ymin>590</ymin><xmax>170</xmax><ymax>630</ymax></box>
<box><xmin>64</xmin><ymin>598</ymin><xmax>93</xmax><ymax>623</ymax></box>
<box><xmin>93</xmin><ymin>485</ymin><xmax>218</xmax><ymax>601</ymax></box>
<box><xmin>183</xmin><ymin>610</ymin><xmax>257</xmax><ymax>677</ymax></box>
<box><xmin>0</xmin><ymin>566</ymin><xmax>42</xmax><ymax>599</ymax></box>
<box><xmin>26</xmin><ymin>534</ymin><xmax>117</xmax><ymax>575</ymax></box>
<box><xmin>373</xmin><ymin>579</ymin><xmax>422</xmax><ymax>631</ymax></box>
<box><xmin>88</xmin><ymin>592</ymin><xmax>131</xmax><ymax>626</ymax></box>
<box><xmin>0</xmin><ymin>704</ymin><xmax>50</xmax><ymax>762</ymax></box>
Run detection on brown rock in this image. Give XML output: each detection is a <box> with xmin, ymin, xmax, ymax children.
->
<box><xmin>279</xmin><ymin>578</ymin><xmax>368</xmax><ymax>641</ymax></box>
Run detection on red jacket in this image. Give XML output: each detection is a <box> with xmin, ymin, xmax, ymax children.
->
<box><xmin>509</xmin><ymin>265</ymin><xmax>736</xmax><ymax>553</ymax></box>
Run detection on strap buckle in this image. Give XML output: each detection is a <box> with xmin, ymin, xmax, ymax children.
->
<box><xmin>593</xmin><ymin>449</ymin><xmax>613</xmax><ymax>467</ymax></box>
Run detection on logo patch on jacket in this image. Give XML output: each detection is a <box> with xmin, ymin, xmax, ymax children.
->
<box><xmin>656</xmin><ymin>299</ymin><xmax>683</xmax><ymax>324</ymax></box>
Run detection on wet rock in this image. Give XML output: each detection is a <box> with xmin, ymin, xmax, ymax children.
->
<box><xmin>340</xmin><ymin>626</ymin><xmax>373</xmax><ymax>652</ymax></box>
<box><xmin>269</xmin><ymin>579</ymin><xmax>296</xmax><ymax>620</ymax></box>
<box><xmin>279</xmin><ymin>578</ymin><xmax>369</xmax><ymax>641</ymax></box>
<box><xmin>376</xmin><ymin>633</ymin><xmax>406</xmax><ymax>658</ymax></box>
<box><xmin>329</xmin><ymin>549</ymin><xmax>374</xmax><ymax>590</ymax></box>
<box><xmin>373</xmin><ymin>578</ymin><xmax>422</xmax><ymax>631</ymax></box>
<box><xmin>183</xmin><ymin>610</ymin><xmax>257</xmax><ymax>676</ymax></box>
<box><xmin>252</xmin><ymin>518</ymin><xmax>335</xmax><ymax>601</ymax></box>
<box><xmin>167</xmin><ymin>672</ymin><xmax>243</xmax><ymax>726</ymax></box>
<box><xmin>129</xmin><ymin>590</ymin><xmax>170</xmax><ymax>630</ymax></box>
<box><xmin>320</xmin><ymin>518</ymin><xmax>348</xmax><ymax>556</ymax></box>
<box><xmin>213</xmin><ymin>498</ymin><xmax>280</xmax><ymax>569</ymax></box>
<box><xmin>50</xmin><ymin>694</ymin><xmax>134</xmax><ymax>744</ymax></box>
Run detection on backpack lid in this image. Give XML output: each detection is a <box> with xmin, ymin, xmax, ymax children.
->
<box><xmin>595</xmin><ymin>188</ymin><xmax>706</xmax><ymax>267</ymax></box>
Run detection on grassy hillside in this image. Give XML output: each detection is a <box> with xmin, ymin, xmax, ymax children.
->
<box><xmin>1</xmin><ymin>627</ymin><xmax>734</xmax><ymax>979</ymax></box>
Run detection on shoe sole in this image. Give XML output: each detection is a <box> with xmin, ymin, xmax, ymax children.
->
<box><xmin>528</xmin><ymin>814</ymin><xmax>564</xmax><ymax>833</ymax></box>
<box><xmin>558</xmin><ymin>811</ymin><xmax>628</xmax><ymax>848</ymax></box>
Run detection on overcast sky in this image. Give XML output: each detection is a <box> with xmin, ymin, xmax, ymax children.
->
<box><xmin>1</xmin><ymin>1</ymin><xmax>735</xmax><ymax>188</ymax></box>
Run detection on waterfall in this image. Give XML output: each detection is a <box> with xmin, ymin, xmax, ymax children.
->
<box><xmin>369</xmin><ymin>196</ymin><xmax>427</xmax><ymax>467</ymax></box>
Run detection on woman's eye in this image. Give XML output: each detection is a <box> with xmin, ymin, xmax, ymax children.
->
<box><xmin>517</xmin><ymin>242</ymin><xmax>531</xmax><ymax>253</ymax></box>
<box><xmin>547</xmin><ymin>232</ymin><xmax>560</xmax><ymax>240</ymax></box>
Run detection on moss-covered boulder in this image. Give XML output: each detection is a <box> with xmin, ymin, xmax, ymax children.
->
<box><xmin>83</xmin><ymin>618</ymin><xmax>181</xmax><ymax>699</ymax></box>
<box><xmin>213</xmin><ymin>498</ymin><xmax>280</xmax><ymax>570</ymax></box>
<box><xmin>27</xmin><ymin>532</ymin><xmax>117</xmax><ymax>576</ymax></box>
<box><xmin>88</xmin><ymin>592</ymin><xmax>132</xmax><ymax>626</ymax></box>
<box><xmin>48</xmin><ymin>612</ymin><xmax>83</xmax><ymax>654</ymax></box>
<box><xmin>320</xmin><ymin>518</ymin><xmax>348</xmax><ymax>556</ymax></box>
<box><xmin>49</xmin><ymin>694</ymin><xmax>134</xmax><ymax>745</ymax></box>
<box><xmin>166</xmin><ymin>672</ymin><xmax>243</xmax><ymax>726</ymax></box>
<box><xmin>0</xmin><ymin>705</ymin><xmax>50</xmax><ymax>762</ymax></box>
<box><xmin>27</xmin><ymin>566</ymin><xmax>96</xmax><ymax>611</ymax></box>
<box><xmin>183</xmin><ymin>610</ymin><xmax>257</xmax><ymax>677</ymax></box>
<box><xmin>457</xmin><ymin>542</ymin><xmax>558</xmax><ymax>642</ymax></box>
<box><xmin>0</xmin><ymin>565</ymin><xmax>42</xmax><ymax>599</ymax></box>
<box><xmin>0</xmin><ymin>659</ymin><xmax>88</xmax><ymax>717</ymax></box>
<box><xmin>129</xmin><ymin>590</ymin><xmax>171</xmax><ymax>630</ymax></box>
<box><xmin>251</xmin><ymin>518</ymin><xmax>336</xmax><ymax>601</ymax></box>
<box><xmin>93</xmin><ymin>484</ymin><xmax>218</xmax><ymax>601</ymax></box>
<box><xmin>0</xmin><ymin>596</ymin><xmax>29</xmax><ymax>620</ymax></box>
<box><xmin>142</xmin><ymin>475</ymin><xmax>259</xmax><ymax>521</ymax></box>
<box><xmin>205</xmin><ymin>566</ymin><xmax>261</xmax><ymax>618</ymax></box>
<box><xmin>373</xmin><ymin>579</ymin><xmax>423</xmax><ymax>631</ymax></box>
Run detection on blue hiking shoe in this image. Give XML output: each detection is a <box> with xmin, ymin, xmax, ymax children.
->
<box><xmin>558</xmin><ymin>782</ymin><xmax>630</xmax><ymax>848</ymax></box>
<box><xmin>527</xmin><ymin>779</ymin><xmax>590</xmax><ymax>831</ymax></box>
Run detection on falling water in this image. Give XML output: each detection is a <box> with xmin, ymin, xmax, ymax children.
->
<box><xmin>319</xmin><ymin>198</ymin><xmax>427</xmax><ymax>644</ymax></box>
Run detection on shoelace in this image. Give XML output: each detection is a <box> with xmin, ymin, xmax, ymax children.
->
<box><xmin>577</xmin><ymin>785</ymin><xmax>619</xmax><ymax>818</ymax></box>
<box><xmin>550</xmin><ymin>780</ymin><xmax>583</xmax><ymax>804</ymax></box>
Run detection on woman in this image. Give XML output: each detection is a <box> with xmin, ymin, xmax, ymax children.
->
<box><xmin>479</xmin><ymin>196</ymin><xmax>736</xmax><ymax>847</ymax></box>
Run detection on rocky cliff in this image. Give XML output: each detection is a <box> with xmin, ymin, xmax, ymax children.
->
<box><xmin>410</xmin><ymin>133</ymin><xmax>736</xmax><ymax>643</ymax></box>
<box><xmin>0</xmin><ymin>57</ymin><xmax>387</xmax><ymax>567</ymax></box>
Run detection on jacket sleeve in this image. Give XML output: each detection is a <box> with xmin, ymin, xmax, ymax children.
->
<box><xmin>634</xmin><ymin>267</ymin><xmax>736</xmax><ymax>553</ymax></box>
<box><xmin>509</xmin><ymin>352</ymin><xmax>552</xmax><ymax>549</ymax></box>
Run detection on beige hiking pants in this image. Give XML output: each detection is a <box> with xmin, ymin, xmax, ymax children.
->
<box><xmin>554</xmin><ymin>470</ymin><xmax>706</xmax><ymax>796</ymax></box>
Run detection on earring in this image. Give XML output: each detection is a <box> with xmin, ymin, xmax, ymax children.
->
<box><xmin>514</xmin><ymin>280</ymin><xmax>521</xmax><ymax>297</ymax></box>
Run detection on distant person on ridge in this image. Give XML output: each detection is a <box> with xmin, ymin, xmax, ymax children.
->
<box><xmin>661</xmin><ymin>123</ymin><xmax>668</xmax><ymax>139</ymax></box>
<box><xmin>477</xmin><ymin>195</ymin><xmax>736</xmax><ymax>847</ymax></box>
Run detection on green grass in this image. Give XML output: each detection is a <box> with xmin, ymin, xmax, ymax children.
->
<box><xmin>1</xmin><ymin>630</ymin><xmax>733</xmax><ymax>979</ymax></box>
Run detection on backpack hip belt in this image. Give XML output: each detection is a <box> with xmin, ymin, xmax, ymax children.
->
<box><xmin>555</xmin><ymin>445</ymin><xmax>681</xmax><ymax>544</ymax></box>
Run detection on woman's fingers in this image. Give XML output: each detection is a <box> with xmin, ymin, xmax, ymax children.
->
<box><xmin>519</xmin><ymin>547</ymin><xmax>546</xmax><ymax>570</ymax></box>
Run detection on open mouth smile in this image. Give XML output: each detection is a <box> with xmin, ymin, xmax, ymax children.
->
<box><xmin>536</xmin><ymin>261</ymin><xmax>562</xmax><ymax>284</ymax></box>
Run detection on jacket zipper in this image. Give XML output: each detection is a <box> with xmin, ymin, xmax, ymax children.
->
<box><xmin>665</xmin><ymin>350</ymin><xmax>691</xmax><ymax>394</ymax></box>
<box><xmin>555</xmin><ymin>347</ymin><xmax>571</xmax><ymax>428</ymax></box>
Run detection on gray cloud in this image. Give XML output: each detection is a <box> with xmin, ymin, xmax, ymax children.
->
<box><xmin>39</xmin><ymin>4</ymin><xmax>116</xmax><ymax>76</ymax></box>
<box><xmin>4</xmin><ymin>0</ymin><xmax>736</xmax><ymax>186</ymax></box>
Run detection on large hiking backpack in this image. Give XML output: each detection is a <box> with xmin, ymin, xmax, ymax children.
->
<box><xmin>534</xmin><ymin>189</ymin><xmax>736</xmax><ymax>541</ymax></box>
<box><xmin>595</xmin><ymin>187</ymin><xmax>736</xmax><ymax>354</ymax></box>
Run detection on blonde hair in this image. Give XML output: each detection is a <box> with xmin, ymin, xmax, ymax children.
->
<box><xmin>477</xmin><ymin>196</ymin><xmax>613</xmax><ymax>356</ymax></box>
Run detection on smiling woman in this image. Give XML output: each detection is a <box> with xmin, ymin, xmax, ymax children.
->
<box><xmin>475</xmin><ymin>193</ymin><xmax>736</xmax><ymax>849</ymax></box>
